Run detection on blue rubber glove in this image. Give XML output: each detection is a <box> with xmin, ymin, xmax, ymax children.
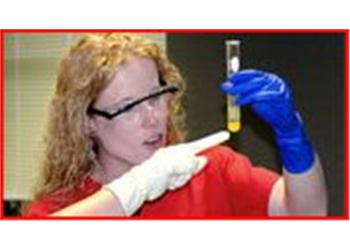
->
<box><xmin>220</xmin><ymin>69</ymin><xmax>315</xmax><ymax>174</ymax></box>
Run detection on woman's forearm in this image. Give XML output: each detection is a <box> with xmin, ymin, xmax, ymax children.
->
<box><xmin>269</xmin><ymin>154</ymin><xmax>327</xmax><ymax>216</ymax></box>
<box><xmin>51</xmin><ymin>188</ymin><xmax>126</xmax><ymax>216</ymax></box>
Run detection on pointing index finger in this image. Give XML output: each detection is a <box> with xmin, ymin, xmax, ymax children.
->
<box><xmin>187</xmin><ymin>130</ymin><xmax>231</xmax><ymax>154</ymax></box>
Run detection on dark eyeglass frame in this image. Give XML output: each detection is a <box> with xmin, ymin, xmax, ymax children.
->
<box><xmin>87</xmin><ymin>85</ymin><xmax>179</xmax><ymax>120</ymax></box>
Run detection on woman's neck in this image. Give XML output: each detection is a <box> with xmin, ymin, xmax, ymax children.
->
<box><xmin>92</xmin><ymin>152</ymin><xmax>133</xmax><ymax>185</ymax></box>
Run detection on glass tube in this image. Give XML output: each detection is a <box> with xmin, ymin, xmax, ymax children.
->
<box><xmin>225</xmin><ymin>40</ymin><xmax>241</xmax><ymax>133</ymax></box>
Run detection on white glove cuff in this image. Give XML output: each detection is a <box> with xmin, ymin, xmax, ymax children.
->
<box><xmin>104</xmin><ymin>170</ymin><xmax>147</xmax><ymax>216</ymax></box>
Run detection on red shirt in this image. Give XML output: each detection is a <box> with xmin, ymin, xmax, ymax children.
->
<box><xmin>26</xmin><ymin>146</ymin><xmax>279</xmax><ymax>217</ymax></box>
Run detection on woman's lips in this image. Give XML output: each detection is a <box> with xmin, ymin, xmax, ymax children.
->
<box><xmin>143</xmin><ymin>134</ymin><xmax>164</xmax><ymax>149</ymax></box>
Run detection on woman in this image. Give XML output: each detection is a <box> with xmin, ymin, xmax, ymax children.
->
<box><xmin>26</xmin><ymin>33</ymin><xmax>327</xmax><ymax>216</ymax></box>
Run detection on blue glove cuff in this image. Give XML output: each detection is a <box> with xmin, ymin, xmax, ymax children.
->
<box><xmin>275</xmin><ymin>130</ymin><xmax>315</xmax><ymax>174</ymax></box>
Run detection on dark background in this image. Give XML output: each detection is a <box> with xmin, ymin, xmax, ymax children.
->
<box><xmin>167</xmin><ymin>32</ymin><xmax>346</xmax><ymax>216</ymax></box>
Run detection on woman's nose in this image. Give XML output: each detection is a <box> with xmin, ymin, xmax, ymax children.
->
<box><xmin>140</xmin><ymin>102</ymin><xmax>160</xmax><ymax>127</ymax></box>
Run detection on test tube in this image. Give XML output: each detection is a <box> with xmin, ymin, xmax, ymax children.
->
<box><xmin>225</xmin><ymin>40</ymin><xmax>241</xmax><ymax>133</ymax></box>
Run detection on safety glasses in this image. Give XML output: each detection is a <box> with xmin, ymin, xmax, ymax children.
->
<box><xmin>87</xmin><ymin>85</ymin><xmax>179</xmax><ymax>120</ymax></box>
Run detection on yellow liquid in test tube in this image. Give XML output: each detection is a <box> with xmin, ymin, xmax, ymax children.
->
<box><xmin>225</xmin><ymin>40</ymin><xmax>241</xmax><ymax>133</ymax></box>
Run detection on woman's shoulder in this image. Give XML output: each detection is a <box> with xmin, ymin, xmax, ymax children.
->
<box><xmin>199</xmin><ymin>145</ymin><xmax>249</xmax><ymax>164</ymax></box>
<box><xmin>198</xmin><ymin>145</ymin><xmax>264</xmax><ymax>179</ymax></box>
<box><xmin>24</xmin><ymin>177</ymin><xmax>101</xmax><ymax>217</ymax></box>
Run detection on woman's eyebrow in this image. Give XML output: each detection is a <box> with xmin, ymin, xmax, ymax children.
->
<box><xmin>107</xmin><ymin>97</ymin><xmax>134</xmax><ymax>110</ymax></box>
<box><xmin>106</xmin><ymin>85</ymin><xmax>161</xmax><ymax>109</ymax></box>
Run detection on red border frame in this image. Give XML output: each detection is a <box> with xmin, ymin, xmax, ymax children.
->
<box><xmin>345</xmin><ymin>29</ymin><xmax>349</xmax><ymax>219</ymax></box>
<box><xmin>0</xmin><ymin>29</ymin><xmax>348</xmax><ymax>220</ymax></box>
<box><xmin>0</xmin><ymin>30</ymin><xmax>4</xmax><ymax>217</ymax></box>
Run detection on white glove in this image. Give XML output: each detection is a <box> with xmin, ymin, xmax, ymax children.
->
<box><xmin>104</xmin><ymin>130</ymin><xmax>230</xmax><ymax>215</ymax></box>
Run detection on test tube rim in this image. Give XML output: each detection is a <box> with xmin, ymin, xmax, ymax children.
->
<box><xmin>225</xmin><ymin>40</ymin><xmax>240</xmax><ymax>46</ymax></box>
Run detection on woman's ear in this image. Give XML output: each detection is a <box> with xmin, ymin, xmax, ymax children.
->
<box><xmin>83</xmin><ymin>115</ymin><xmax>97</xmax><ymax>137</ymax></box>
